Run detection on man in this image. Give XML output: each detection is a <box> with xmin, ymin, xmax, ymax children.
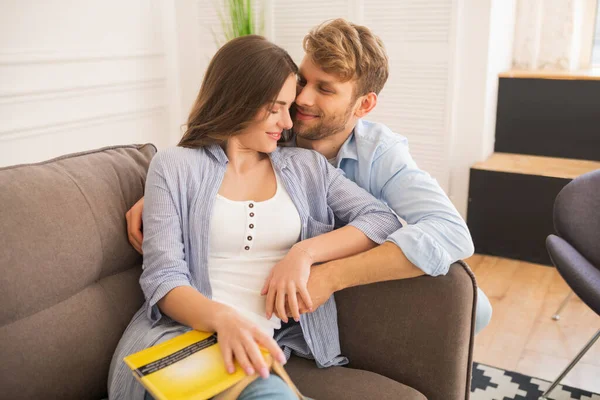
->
<box><xmin>126</xmin><ymin>19</ymin><xmax>491</xmax><ymax>336</ymax></box>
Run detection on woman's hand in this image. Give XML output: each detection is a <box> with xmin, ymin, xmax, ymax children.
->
<box><xmin>261</xmin><ymin>245</ymin><xmax>314</xmax><ymax>323</ymax></box>
<box><xmin>214</xmin><ymin>306</ymin><xmax>286</xmax><ymax>379</ymax></box>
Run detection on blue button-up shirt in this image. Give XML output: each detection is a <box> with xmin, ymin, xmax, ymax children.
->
<box><xmin>333</xmin><ymin>119</ymin><xmax>474</xmax><ymax>276</ymax></box>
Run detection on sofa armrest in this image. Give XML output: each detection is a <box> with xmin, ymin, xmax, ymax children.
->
<box><xmin>335</xmin><ymin>261</ymin><xmax>476</xmax><ymax>400</ymax></box>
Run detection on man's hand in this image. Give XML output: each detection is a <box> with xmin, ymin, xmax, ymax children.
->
<box><xmin>126</xmin><ymin>197</ymin><xmax>145</xmax><ymax>254</ymax></box>
<box><xmin>286</xmin><ymin>242</ymin><xmax>424</xmax><ymax>318</ymax></box>
<box><xmin>285</xmin><ymin>262</ymin><xmax>337</xmax><ymax>318</ymax></box>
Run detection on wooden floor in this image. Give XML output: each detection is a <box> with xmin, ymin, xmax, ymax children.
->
<box><xmin>467</xmin><ymin>254</ymin><xmax>600</xmax><ymax>394</ymax></box>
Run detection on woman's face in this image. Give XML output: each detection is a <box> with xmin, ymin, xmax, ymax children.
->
<box><xmin>233</xmin><ymin>74</ymin><xmax>296</xmax><ymax>153</ymax></box>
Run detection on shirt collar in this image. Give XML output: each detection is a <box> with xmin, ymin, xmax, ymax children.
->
<box><xmin>284</xmin><ymin>128</ymin><xmax>359</xmax><ymax>168</ymax></box>
<box><xmin>205</xmin><ymin>144</ymin><xmax>229</xmax><ymax>165</ymax></box>
<box><xmin>205</xmin><ymin>144</ymin><xmax>288</xmax><ymax>168</ymax></box>
<box><xmin>335</xmin><ymin>129</ymin><xmax>358</xmax><ymax>165</ymax></box>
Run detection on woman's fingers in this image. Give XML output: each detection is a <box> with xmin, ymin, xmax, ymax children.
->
<box><xmin>297</xmin><ymin>285</ymin><xmax>313</xmax><ymax>312</ymax></box>
<box><xmin>232</xmin><ymin>342</ymin><xmax>255</xmax><ymax>376</ymax></box>
<box><xmin>219</xmin><ymin>343</ymin><xmax>236</xmax><ymax>374</ymax></box>
<box><xmin>254</xmin><ymin>329</ymin><xmax>286</xmax><ymax>365</ymax></box>
<box><xmin>287</xmin><ymin>297</ymin><xmax>310</xmax><ymax>317</ymax></box>
<box><xmin>265</xmin><ymin>284</ymin><xmax>277</xmax><ymax>319</ymax></box>
<box><xmin>243</xmin><ymin>337</ymin><xmax>270</xmax><ymax>379</ymax></box>
<box><xmin>276</xmin><ymin>286</ymin><xmax>288</xmax><ymax>323</ymax></box>
<box><xmin>260</xmin><ymin>271</ymin><xmax>273</xmax><ymax>296</ymax></box>
<box><xmin>287</xmin><ymin>282</ymin><xmax>300</xmax><ymax>322</ymax></box>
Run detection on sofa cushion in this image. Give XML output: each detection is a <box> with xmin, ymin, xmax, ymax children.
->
<box><xmin>0</xmin><ymin>144</ymin><xmax>155</xmax><ymax>400</ymax></box>
<box><xmin>286</xmin><ymin>356</ymin><xmax>427</xmax><ymax>400</ymax></box>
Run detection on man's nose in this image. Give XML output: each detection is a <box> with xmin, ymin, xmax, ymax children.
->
<box><xmin>295</xmin><ymin>85</ymin><xmax>314</xmax><ymax>107</ymax></box>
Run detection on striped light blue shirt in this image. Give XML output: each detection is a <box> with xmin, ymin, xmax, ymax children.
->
<box><xmin>108</xmin><ymin>144</ymin><xmax>403</xmax><ymax>400</ymax></box>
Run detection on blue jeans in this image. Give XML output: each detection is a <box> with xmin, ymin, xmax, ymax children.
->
<box><xmin>237</xmin><ymin>375</ymin><xmax>298</xmax><ymax>400</ymax></box>
<box><xmin>475</xmin><ymin>287</ymin><xmax>493</xmax><ymax>335</ymax></box>
<box><xmin>144</xmin><ymin>375</ymin><xmax>297</xmax><ymax>400</ymax></box>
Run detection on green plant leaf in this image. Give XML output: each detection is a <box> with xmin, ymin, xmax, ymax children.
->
<box><xmin>213</xmin><ymin>0</ymin><xmax>261</xmax><ymax>46</ymax></box>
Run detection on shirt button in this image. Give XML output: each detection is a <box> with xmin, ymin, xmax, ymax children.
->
<box><xmin>249</xmin><ymin>203</ymin><xmax>254</xmax><ymax>208</ymax></box>
<box><xmin>245</xmin><ymin>246</ymin><xmax>250</xmax><ymax>250</ymax></box>
<box><xmin>247</xmin><ymin>236</ymin><xmax>253</xmax><ymax>241</ymax></box>
<box><xmin>249</xmin><ymin>212</ymin><xmax>255</xmax><ymax>217</ymax></box>
<box><xmin>249</xmin><ymin>224</ymin><xmax>254</xmax><ymax>229</ymax></box>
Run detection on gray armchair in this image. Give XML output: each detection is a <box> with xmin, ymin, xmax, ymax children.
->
<box><xmin>540</xmin><ymin>169</ymin><xmax>600</xmax><ymax>399</ymax></box>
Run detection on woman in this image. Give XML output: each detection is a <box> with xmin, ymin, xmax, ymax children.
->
<box><xmin>108</xmin><ymin>35</ymin><xmax>402</xmax><ymax>399</ymax></box>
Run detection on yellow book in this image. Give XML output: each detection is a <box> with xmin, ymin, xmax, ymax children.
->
<box><xmin>124</xmin><ymin>330</ymin><xmax>268</xmax><ymax>400</ymax></box>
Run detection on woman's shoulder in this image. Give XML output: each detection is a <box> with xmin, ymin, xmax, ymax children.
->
<box><xmin>149</xmin><ymin>146</ymin><xmax>215</xmax><ymax>178</ymax></box>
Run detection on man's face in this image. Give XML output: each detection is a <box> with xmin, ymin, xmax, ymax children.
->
<box><xmin>293</xmin><ymin>56</ymin><xmax>359</xmax><ymax>140</ymax></box>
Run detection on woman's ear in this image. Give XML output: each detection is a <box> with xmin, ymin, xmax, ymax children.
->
<box><xmin>354</xmin><ymin>92</ymin><xmax>378</xmax><ymax>118</ymax></box>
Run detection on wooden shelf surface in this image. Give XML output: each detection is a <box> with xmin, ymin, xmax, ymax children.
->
<box><xmin>499</xmin><ymin>69</ymin><xmax>600</xmax><ymax>81</ymax></box>
<box><xmin>472</xmin><ymin>153</ymin><xmax>600</xmax><ymax>180</ymax></box>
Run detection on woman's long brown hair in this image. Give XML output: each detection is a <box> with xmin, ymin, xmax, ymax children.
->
<box><xmin>178</xmin><ymin>35</ymin><xmax>298</xmax><ymax>148</ymax></box>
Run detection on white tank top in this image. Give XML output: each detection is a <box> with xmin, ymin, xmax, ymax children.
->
<box><xmin>208</xmin><ymin>172</ymin><xmax>302</xmax><ymax>337</ymax></box>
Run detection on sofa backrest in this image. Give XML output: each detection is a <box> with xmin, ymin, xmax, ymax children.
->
<box><xmin>0</xmin><ymin>144</ymin><xmax>156</xmax><ymax>400</ymax></box>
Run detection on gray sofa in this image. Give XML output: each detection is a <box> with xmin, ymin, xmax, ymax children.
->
<box><xmin>0</xmin><ymin>144</ymin><xmax>476</xmax><ymax>400</ymax></box>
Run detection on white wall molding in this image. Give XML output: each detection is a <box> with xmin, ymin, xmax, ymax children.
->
<box><xmin>0</xmin><ymin>78</ymin><xmax>166</xmax><ymax>104</ymax></box>
<box><xmin>0</xmin><ymin>0</ymin><xmax>174</xmax><ymax>166</ymax></box>
<box><xmin>0</xmin><ymin>50</ymin><xmax>164</xmax><ymax>65</ymax></box>
<box><xmin>0</xmin><ymin>106</ymin><xmax>167</xmax><ymax>142</ymax></box>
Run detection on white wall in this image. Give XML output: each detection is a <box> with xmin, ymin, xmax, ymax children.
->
<box><xmin>448</xmin><ymin>0</ymin><xmax>516</xmax><ymax>217</ymax></box>
<box><xmin>158</xmin><ymin>0</ymin><xmax>264</xmax><ymax>145</ymax></box>
<box><xmin>2</xmin><ymin>0</ymin><xmax>518</xmax><ymax>219</ymax></box>
<box><xmin>0</xmin><ymin>0</ymin><xmax>174</xmax><ymax>167</ymax></box>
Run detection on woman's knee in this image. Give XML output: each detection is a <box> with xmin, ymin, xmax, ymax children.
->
<box><xmin>238</xmin><ymin>375</ymin><xmax>297</xmax><ymax>400</ymax></box>
<box><xmin>475</xmin><ymin>287</ymin><xmax>493</xmax><ymax>335</ymax></box>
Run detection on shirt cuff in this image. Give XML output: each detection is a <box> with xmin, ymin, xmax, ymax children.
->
<box><xmin>385</xmin><ymin>225</ymin><xmax>452</xmax><ymax>276</ymax></box>
<box><xmin>348</xmin><ymin>214</ymin><xmax>403</xmax><ymax>245</ymax></box>
<box><xmin>146</xmin><ymin>280</ymin><xmax>192</xmax><ymax>326</ymax></box>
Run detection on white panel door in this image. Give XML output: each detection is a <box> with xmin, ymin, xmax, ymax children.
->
<box><xmin>364</xmin><ymin>0</ymin><xmax>457</xmax><ymax>191</ymax></box>
<box><xmin>270</xmin><ymin>0</ymin><xmax>457</xmax><ymax>192</ymax></box>
<box><xmin>272</xmin><ymin>1</ymin><xmax>352</xmax><ymax>63</ymax></box>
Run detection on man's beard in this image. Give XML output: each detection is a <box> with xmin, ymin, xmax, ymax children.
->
<box><xmin>292</xmin><ymin>103</ymin><xmax>354</xmax><ymax>140</ymax></box>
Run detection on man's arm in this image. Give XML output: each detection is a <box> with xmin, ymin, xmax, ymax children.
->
<box><xmin>291</xmin><ymin>242</ymin><xmax>423</xmax><ymax>315</ymax></box>
<box><xmin>373</xmin><ymin>141</ymin><xmax>474</xmax><ymax>277</ymax></box>
<box><xmin>324</xmin><ymin>241</ymin><xmax>424</xmax><ymax>291</ymax></box>
<box><xmin>314</xmin><ymin>242</ymin><xmax>423</xmax><ymax>304</ymax></box>
<box><xmin>294</xmin><ymin>141</ymin><xmax>473</xmax><ymax>313</ymax></box>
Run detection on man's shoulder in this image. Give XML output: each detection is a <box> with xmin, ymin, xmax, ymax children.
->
<box><xmin>354</xmin><ymin>119</ymin><xmax>410</xmax><ymax>160</ymax></box>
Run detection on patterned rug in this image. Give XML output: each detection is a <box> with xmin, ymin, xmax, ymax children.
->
<box><xmin>471</xmin><ymin>362</ymin><xmax>600</xmax><ymax>400</ymax></box>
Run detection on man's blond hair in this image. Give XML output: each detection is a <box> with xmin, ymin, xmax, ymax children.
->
<box><xmin>303</xmin><ymin>18</ymin><xmax>389</xmax><ymax>97</ymax></box>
